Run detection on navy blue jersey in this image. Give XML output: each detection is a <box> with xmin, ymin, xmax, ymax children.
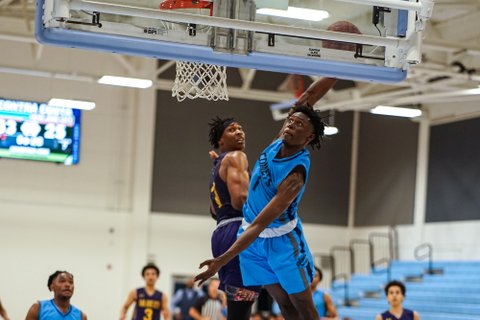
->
<box><xmin>381</xmin><ymin>308</ymin><xmax>414</xmax><ymax>320</ymax></box>
<box><xmin>133</xmin><ymin>288</ymin><xmax>163</xmax><ymax>320</ymax></box>
<box><xmin>209</xmin><ymin>152</ymin><xmax>244</xmax><ymax>223</ymax></box>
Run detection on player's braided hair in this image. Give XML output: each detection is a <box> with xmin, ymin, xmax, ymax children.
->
<box><xmin>208</xmin><ymin>116</ymin><xmax>235</xmax><ymax>149</ymax></box>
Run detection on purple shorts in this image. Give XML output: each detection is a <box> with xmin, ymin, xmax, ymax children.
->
<box><xmin>211</xmin><ymin>219</ymin><xmax>261</xmax><ymax>297</ymax></box>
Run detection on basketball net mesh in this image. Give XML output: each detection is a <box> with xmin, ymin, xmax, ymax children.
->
<box><xmin>172</xmin><ymin>60</ymin><xmax>229</xmax><ymax>102</ymax></box>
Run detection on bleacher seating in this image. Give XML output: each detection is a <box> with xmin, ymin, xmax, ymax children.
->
<box><xmin>332</xmin><ymin>261</ymin><xmax>480</xmax><ymax>320</ymax></box>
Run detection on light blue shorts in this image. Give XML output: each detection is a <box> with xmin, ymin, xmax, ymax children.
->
<box><xmin>238</xmin><ymin>223</ymin><xmax>315</xmax><ymax>294</ymax></box>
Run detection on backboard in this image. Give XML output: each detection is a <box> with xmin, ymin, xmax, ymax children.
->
<box><xmin>36</xmin><ymin>0</ymin><xmax>434</xmax><ymax>83</ymax></box>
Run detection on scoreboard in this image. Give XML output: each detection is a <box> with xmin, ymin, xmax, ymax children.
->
<box><xmin>0</xmin><ymin>98</ymin><xmax>81</xmax><ymax>165</ymax></box>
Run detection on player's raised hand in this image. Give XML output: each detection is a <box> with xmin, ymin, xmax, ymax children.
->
<box><xmin>209</xmin><ymin>150</ymin><xmax>219</xmax><ymax>161</ymax></box>
<box><xmin>294</xmin><ymin>90</ymin><xmax>312</xmax><ymax>108</ymax></box>
<box><xmin>294</xmin><ymin>78</ymin><xmax>337</xmax><ymax>108</ymax></box>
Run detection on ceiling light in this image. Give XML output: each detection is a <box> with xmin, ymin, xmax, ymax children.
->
<box><xmin>98</xmin><ymin>75</ymin><xmax>153</xmax><ymax>88</ymax></box>
<box><xmin>324</xmin><ymin>126</ymin><xmax>339</xmax><ymax>135</ymax></box>
<box><xmin>256</xmin><ymin>7</ymin><xmax>330</xmax><ymax>22</ymax></box>
<box><xmin>370</xmin><ymin>105</ymin><xmax>422</xmax><ymax>118</ymax></box>
<box><xmin>48</xmin><ymin>98</ymin><xmax>96</xmax><ymax>110</ymax></box>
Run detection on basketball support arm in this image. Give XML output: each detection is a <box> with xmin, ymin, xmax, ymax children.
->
<box><xmin>335</xmin><ymin>0</ymin><xmax>434</xmax><ymax>31</ymax></box>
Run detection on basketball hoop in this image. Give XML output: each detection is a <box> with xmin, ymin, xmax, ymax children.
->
<box><xmin>160</xmin><ymin>0</ymin><xmax>229</xmax><ymax>102</ymax></box>
<box><xmin>173</xmin><ymin>61</ymin><xmax>228</xmax><ymax>101</ymax></box>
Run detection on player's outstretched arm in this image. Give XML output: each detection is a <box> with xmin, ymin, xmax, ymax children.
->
<box><xmin>194</xmin><ymin>166</ymin><xmax>305</xmax><ymax>285</ymax></box>
<box><xmin>25</xmin><ymin>302</ymin><xmax>40</xmax><ymax>320</ymax></box>
<box><xmin>119</xmin><ymin>289</ymin><xmax>136</xmax><ymax>320</ymax></box>
<box><xmin>413</xmin><ymin>311</ymin><xmax>421</xmax><ymax>320</ymax></box>
<box><xmin>162</xmin><ymin>294</ymin><xmax>170</xmax><ymax>320</ymax></box>
<box><xmin>295</xmin><ymin>78</ymin><xmax>337</xmax><ymax>108</ymax></box>
<box><xmin>324</xmin><ymin>293</ymin><xmax>338</xmax><ymax>319</ymax></box>
<box><xmin>0</xmin><ymin>300</ymin><xmax>9</xmax><ymax>320</ymax></box>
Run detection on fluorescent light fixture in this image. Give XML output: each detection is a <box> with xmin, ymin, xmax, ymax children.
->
<box><xmin>48</xmin><ymin>98</ymin><xmax>96</xmax><ymax>110</ymax></box>
<box><xmin>257</xmin><ymin>7</ymin><xmax>330</xmax><ymax>22</ymax></box>
<box><xmin>98</xmin><ymin>75</ymin><xmax>153</xmax><ymax>88</ymax></box>
<box><xmin>324</xmin><ymin>126</ymin><xmax>339</xmax><ymax>135</ymax></box>
<box><xmin>371</xmin><ymin>105</ymin><xmax>422</xmax><ymax>118</ymax></box>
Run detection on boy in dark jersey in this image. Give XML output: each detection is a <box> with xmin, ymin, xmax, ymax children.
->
<box><xmin>375</xmin><ymin>281</ymin><xmax>420</xmax><ymax>320</ymax></box>
<box><xmin>208</xmin><ymin>117</ymin><xmax>260</xmax><ymax>320</ymax></box>
<box><xmin>120</xmin><ymin>264</ymin><xmax>170</xmax><ymax>320</ymax></box>
<box><xmin>25</xmin><ymin>270</ymin><xmax>87</xmax><ymax>320</ymax></box>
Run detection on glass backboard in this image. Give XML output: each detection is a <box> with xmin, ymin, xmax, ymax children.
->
<box><xmin>36</xmin><ymin>0</ymin><xmax>434</xmax><ymax>83</ymax></box>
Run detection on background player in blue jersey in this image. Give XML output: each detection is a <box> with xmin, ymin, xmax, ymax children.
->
<box><xmin>195</xmin><ymin>77</ymin><xmax>337</xmax><ymax>320</ymax></box>
<box><xmin>25</xmin><ymin>270</ymin><xmax>87</xmax><ymax>320</ymax></box>
<box><xmin>310</xmin><ymin>267</ymin><xmax>337</xmax><ymax>319</ymax></box>
<box><xmin>120</xmin><ymin>263</ymin><xmax>170</xmax><ymax>320</ymax></box>
<box><xmin>376</xmin><ymin>281</ymin><xmax>420</xmax><ymax>320</ymax></box>
<box><xmin>207</xmin><ymin>116</ymin><xmax>260</xmax><ymax>320</ymax></box>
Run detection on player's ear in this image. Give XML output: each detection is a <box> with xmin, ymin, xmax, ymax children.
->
<box><xmin>305</xmin><ymin>131</ymin><xmax>315</xmax><ymax>145</ymax></box>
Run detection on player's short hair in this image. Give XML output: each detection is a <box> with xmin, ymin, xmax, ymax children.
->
<box><xmin>142</xmin><ymin>263</ymin><xmax>160</xmax><ymax>277</ymax></box>
<box><xmin>384</xmin><ymin>280</ymin><xmax>406</xmax><ymax>296</ymax></box>
<box><xmin>314</xmin><ymin>266</ymin><xmax>323</xmax><ymax>281</ymax></box>
<box><xmin>208</xmin><ymin>116</ymin><xmax>235</xmax><ymax>149</ymax></box>
<box><xmin>292</xmin><ymin>105</ymin><xmax>326</xmax><ymax>150</ymax></box>
<box><xmin>47</xmin><ymin>271</ymin><xmax>72</xmax><ymax>291</ymax></box>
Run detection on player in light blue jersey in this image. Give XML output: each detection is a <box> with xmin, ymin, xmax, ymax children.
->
<box><xmin>195</xmin><ymin>77</ymin><xmax>337</xmax><ymax>320</ymax></box>
<box><xmin>25</xmin><ymin>270</ymin><xmax>87</xmax><ymax>320</ymax></box>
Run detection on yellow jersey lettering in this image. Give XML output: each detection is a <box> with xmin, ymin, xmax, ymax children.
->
<box><xmin>211</xmin><ymin>182</ymin><xmax>223</xmax><ymax>208</ymax></box>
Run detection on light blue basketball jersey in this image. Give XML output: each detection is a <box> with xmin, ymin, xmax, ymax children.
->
<box><xmin>312</xmin><ymin>289</ymin><xmax>326</xmax><ymax>317</ymax></box>
<box><xmin>243</xmin><ymin>139</ymin><xmax>310</xmax><ymax>228</ymax></box>
<box><xmin>39</xmin><ymin>299</ymin><xmax>82</xmax><ymax>320</ymax></box>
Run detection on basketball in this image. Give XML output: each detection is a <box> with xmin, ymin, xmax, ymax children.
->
<box><xmin>322</xmin><ymin>21</ymin><xmax>362</xmax><ymax>51</ymax></box>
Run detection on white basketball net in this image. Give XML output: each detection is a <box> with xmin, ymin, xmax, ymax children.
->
<box><xmin>172</xmin><ymin>60</ymin><xmax>229</xmax><ymax>102</ymax></box>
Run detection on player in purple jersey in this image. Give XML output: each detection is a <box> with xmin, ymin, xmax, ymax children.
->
<box><xmin>376</xmin><ymin>281</ymin><xmax>420</xmax><ymax>320</ymax></box>
<box><xmin>208</xmin><ymin>117</ymin><xmax>260</xmax><ymax>320</ymax></box>
<box><xmin>120</xmin><ymin>264</ymin><xmax>170</xmax><ymax>320</ymax></box>
<box><xmin>25</xmin><ymin>270</ymin><xmax>87</xmax><ymax>320</ymax></box>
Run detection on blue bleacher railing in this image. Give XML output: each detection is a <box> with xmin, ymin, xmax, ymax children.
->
<box><xmin>369</xmin><ymin>232</ymin><xmax>393</xmax><ymax>282</ymax></box>
<box><xmin>330</xmin><ymin>245</ymin><xmax>353</xmax><ymax>282</ymax></box>
<box><xmin>414</xmin><ymin>242</ymin><xmax>444</xmax><ymax>275</ymax></box>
